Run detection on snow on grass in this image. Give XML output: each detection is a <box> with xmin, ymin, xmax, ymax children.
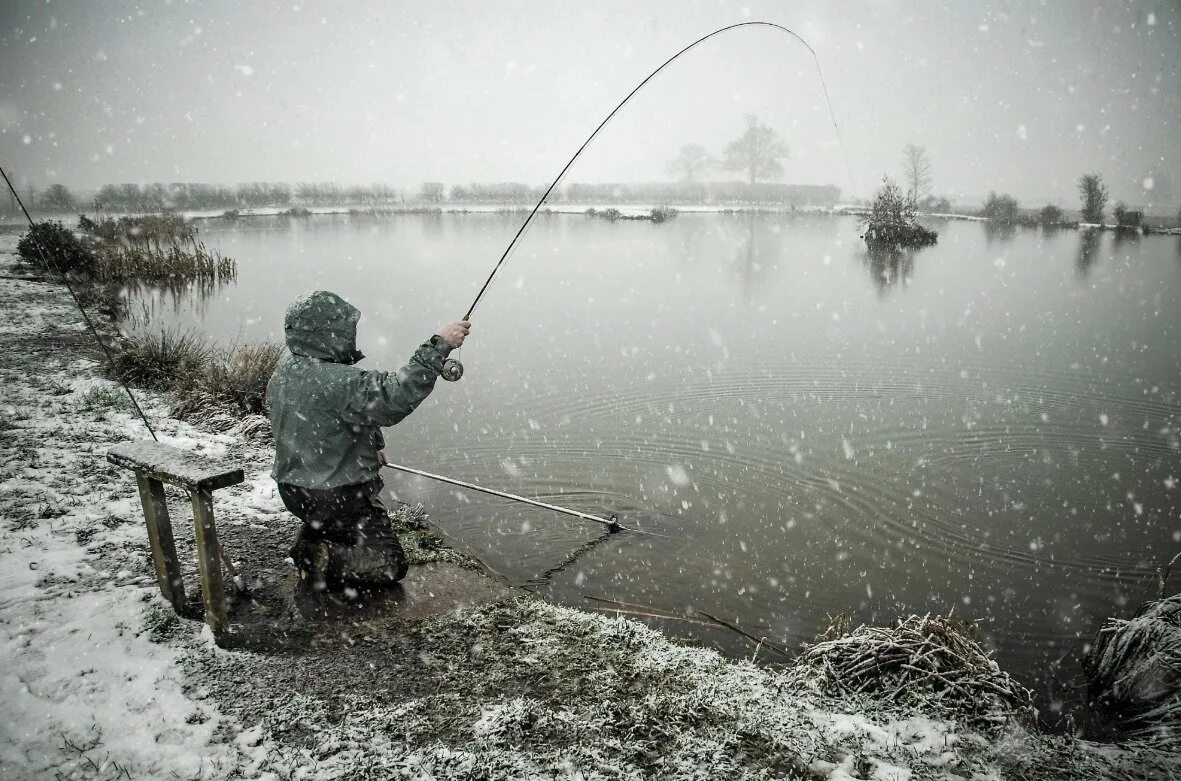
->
<box><xmin>0</xmin><ymin>371</ymin><xmax>243</xmax><ymax>776</ymax></box>
<box><xmin>0</xmin><ymin>234</ymin><xmax>264</xmax><ymax>777</ymax></box>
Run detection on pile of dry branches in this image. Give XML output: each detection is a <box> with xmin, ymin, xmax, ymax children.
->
<box><xmin>796</xmin><ymin>614</ymin><xmax>1034</xmax><ymax>725</ymax></box>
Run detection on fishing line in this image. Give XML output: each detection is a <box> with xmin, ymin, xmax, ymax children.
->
<box><xmin>0</xmin><ymin>163</ymin><xmax>159</xmax><ymax>441</ymax></box>
<box><xmin>420</xmin><ymin>22</ymin><xmax>855</xmax><ymax>538</ymax></box>
<box><xmin>458</xmin><ymin>20</ymin><xmax>855</xmax><ymax>328</ymax></box>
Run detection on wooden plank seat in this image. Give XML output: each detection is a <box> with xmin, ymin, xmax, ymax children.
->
<box><xmin>107</xmin><ymin>440</ymin><xmax>244</xmax><ymax>638</ymax></box>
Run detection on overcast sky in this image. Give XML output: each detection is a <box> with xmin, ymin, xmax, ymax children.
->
<box><xmin>1</xmin><ymin>0</ymin><xmax>1178</xmax><ymax>209</ymax></box>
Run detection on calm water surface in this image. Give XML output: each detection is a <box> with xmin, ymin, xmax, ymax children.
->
<box><xmin>129</xmin><ymin>213</ymin><xmax>1181</xmax><ymax>722</ymax></box>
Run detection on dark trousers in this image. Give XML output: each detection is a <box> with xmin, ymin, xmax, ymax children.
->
<box><xmin>278</xmin><ymin>477</ymin><xmax>408</xmax><ymax>586</ymax></box>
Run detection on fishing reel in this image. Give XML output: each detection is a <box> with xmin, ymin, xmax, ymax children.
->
<box><xmin>440</xmin><ymin>316</ymin><xmax>470</xmax><ymax>382</ymax></box>
<box><xmin>441</xmin><ymin>357</ymin><xmax>464</xmax><ymax>382</ymax></box>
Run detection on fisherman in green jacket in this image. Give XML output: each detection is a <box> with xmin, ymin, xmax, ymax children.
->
<box><xmin>267</xmin><ymin>290</ymin><xmax>470</xmax><ymax>594</ymax></box>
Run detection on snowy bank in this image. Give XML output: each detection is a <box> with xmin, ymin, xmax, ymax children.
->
<box><xmin>0</xmin><ymin>230</ymin><xmax>1175</xmax><ymax>779</ymax></box>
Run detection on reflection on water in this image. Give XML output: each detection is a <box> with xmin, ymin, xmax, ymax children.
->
<box><xmin>122</xmin><ymin>212</ymin><xmax>1181</xmax><ymax>726</ymax></box>
<box><xmin>983</xmin><ymin>221</ymin><xmax>1018</xmax><ymax>243</ymax></box>
<box><xmin>1111</xmin><ymin>227</ymin><xmax>1141</xmax><ymax>247</ymax></box>
<box><xmin>1076</xmin><ymin>229</ymin><xmax>1102</xmax><ymax>278</ymax></box>
<box><xmin>730</xmin><ymin>214</ymin><xmax>789</xmax><ymax>300</ymax></box>
<box><xmin>862</xmin><ymin>244</ymin><xmax>915</xmax><ymax>295</ymax></box>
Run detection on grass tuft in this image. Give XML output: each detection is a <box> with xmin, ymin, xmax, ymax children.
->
<box><xmin>79</xmin><ymin>385</ymin><xmax>132</xmax><ymax>412</ymax></box>
<box><xmin>171</xmin><ymin>342</ymin><xmax>283</xmax><ymax>420</ymax></box>
<box><xmin>107</xmin><ymin>330</ymin><xmax>282</xmax><ymax>437</ymax></box>
<box><xmin>106</xmin><ymin>329</ymin><xmax>212</xmax><ymax>391</ymax></box>
<box><xmin>1084</xmin><ymin>592</ymin><xmax>1181</xmax><ymax>744</ymax></box>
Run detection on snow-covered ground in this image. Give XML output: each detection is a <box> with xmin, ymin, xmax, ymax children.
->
<box><xmin>0</xmin><ymin>230</ymin><xmax>1173</xmax><ymax>779</ymax></box>
<box><xmin>0</xmin><ymin>236</ymin><xmax>277</xmax><ymax>777</ymax></box>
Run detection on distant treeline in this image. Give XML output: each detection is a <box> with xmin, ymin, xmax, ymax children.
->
<box><xmin>447</xmin><ymin>181</ymin><xmax>841</xmax><ymax>206</ymax></box>
<box><xmin>88</xmin><ymin>182</ymin><xmax>403</xmax><ymax>211</ymax></box>
<box><xmin>13</xmin><ymin>180</ymin><xmax>842</xmax><ymax>213</ymax></box>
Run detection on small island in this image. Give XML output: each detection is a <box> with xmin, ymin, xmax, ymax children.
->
<box><xmin>861</xmin><ymin>175</ymin><xmax>939</xmax><ymax>248</ymax></box>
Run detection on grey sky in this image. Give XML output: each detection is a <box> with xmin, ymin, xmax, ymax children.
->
<box><xmin>1</xmin><ymin>0</ymin><xmax>1178</xmax><ymax>210</ymax></box>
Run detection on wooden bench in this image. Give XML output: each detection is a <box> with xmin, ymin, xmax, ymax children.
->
<box><xmin>107</xmin><ymin>440</ymin><xmax>244</xmax><ymax>637</ymax></box>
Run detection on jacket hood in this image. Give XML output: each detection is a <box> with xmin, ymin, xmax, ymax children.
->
<box><xmin>283</xmin><ymin>290</ymin><xmax>364</xmax><ymax>364</ymax></box>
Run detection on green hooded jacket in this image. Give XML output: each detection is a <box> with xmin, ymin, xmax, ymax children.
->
<box><xmin>268</xmin><ymin>290</ymin><xmax>452</xmax><ymax>489</ymax></box>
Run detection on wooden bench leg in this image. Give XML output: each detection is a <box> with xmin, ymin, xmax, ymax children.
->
<box><xmin>136</xmin><ymin>473</ymin><xmax>186</xmax><ymax>613</ymax></box>
<box><xmin>191</xmin><ymin>488</ymin><xmax>228</xmax><ymax>637</ymax></box>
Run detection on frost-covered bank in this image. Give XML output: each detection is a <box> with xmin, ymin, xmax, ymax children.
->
<box><xmin>0</xmin><ymin>230</ymin><xmax>1174</xmax><ymax>779</ymax></box>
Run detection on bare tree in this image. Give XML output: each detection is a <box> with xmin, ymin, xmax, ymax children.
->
<box><xmin>1077</xmin><ymin>173</ymin><xmax>1108</xmax><ymax>224</ymax></box>
<box><xmin>666</xmin><ymin>144</ymin><xmax>714</xmax><ymax>183</ymax></box>
<box><xmin>721</xmin><ymin>115</ymin><xmax>789</xmax><ymax>185</ymax></box>
<box><xmin>902</xmin><ymin>144</ymin><xmax>932</xmax><ymax>203</ymax></box>
<box><xmin>40</xmin><ymin>184</ymin><xmax>77</xmax><ymax>211</ymax></box>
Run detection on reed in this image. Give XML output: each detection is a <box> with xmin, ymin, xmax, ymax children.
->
<box><xmin>79</xmin><ymin>213</ymin><xmax>194</xmax><ymax>245</ymax></box>
<box><xmin>650</xmin><ymin>205</ymin><xmax>678</xmax><ymax>223</ymax></box>
<box><xmin>1084</xmin><ymin>590</ymin><xmax>1181</xmax><ymax>744</ymax></box>
<box><xmin>105</xmin><ymin>329</ymin><xmax>212</xmax><ymax>391</ymax></box>
<box><xmin>96</xmin><ymin>240</ymin><xmax>236</xmax><ymax>282</ymax></box>
<box><xmin>109</xmin><ymin>328</ymin><xmax>282</xmax><ymax>436</ymax></box>
<box><xmin>79</xmin><ymin>212</ymin><xmax>237</xmax><ymax>283</ymax></box>
<box><xmin>171</xmin><ymin>341</ymin><xmax>283</xmax><ymax>421</ymax></box>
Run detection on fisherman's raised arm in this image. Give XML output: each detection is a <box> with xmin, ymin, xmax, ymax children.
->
<box><xmin>344</xmin><ymin>320</ymin><xmax>470</xmax><ymax>427</ymax></box>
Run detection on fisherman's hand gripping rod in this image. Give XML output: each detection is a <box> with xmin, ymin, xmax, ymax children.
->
<box><xmin>437</xmin><ymin>20</ymin><xmax>853</xmax><ymax>382</ymax></box>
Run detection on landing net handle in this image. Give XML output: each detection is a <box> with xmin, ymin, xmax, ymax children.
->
<box><xmin>384</xmin><ymin>462</ymin><xmax>624</xmax><ymax>533</ymax></box>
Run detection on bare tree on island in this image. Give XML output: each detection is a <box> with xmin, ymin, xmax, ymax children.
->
<box><xmin>902</xmin><ymin>144</ymin><xmax>932</xmax><ymax>204</ymax></box>
<box><xmin>722</xmin><ymin>115</ymin><xmax>789</xmax><ymax>185</ymax></box>
<box><xmin>666</xmin><ymin>144</ymin><xmax>715</xmax><ymax>182</ymax></box>
<box><xmin>1078</xmin><ymin>173</ymin><xmax>1108</xmax><ymax>224</ymax></box>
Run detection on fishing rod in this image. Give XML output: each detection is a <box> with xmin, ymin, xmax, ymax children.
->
<box><xmin>437</xmin><ymin>20</ymin><xmax>854</xmax><ymax>383</ymax></box>
<box><xmin>0</xmin><ymin>163</ymin><xmax>160</xmax><ymax>441</ymax></box>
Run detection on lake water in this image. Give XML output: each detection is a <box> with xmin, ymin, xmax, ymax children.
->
<box><xmin>127</xmin><ymin>212</ymin><xmax>1181</xmax><ymax>723</ymax></box>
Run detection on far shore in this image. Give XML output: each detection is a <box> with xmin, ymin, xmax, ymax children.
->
<box><xmin>4</xmin><ymin>203</ymin><xmax>1179</xmax><ymax>235</ymax></box>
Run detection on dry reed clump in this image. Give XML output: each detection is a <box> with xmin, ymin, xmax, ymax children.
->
<box><xmin>170</xmin><ymin>342</ymin><xmax>283</xmax><ymax>437</ymax></box>
<box><xmin>794</xmin><ymin>614</ymin><xmax>1035</xmax><ymax>727</ymax></box>
<box><xmin>96</xmin><ymin>241</ymin><xmax>236</xmax><ymax>282</ymax></box>
<box><xmin>78</xmin><ymin>212</ymin><xmax>236</xmax><ymax>283</ymax></box>
<box><xmin>105</xmin><ymin>329</ymin><xmax>212</xmax><ymax>391</ymax></box>
<box><xmin>107</xmin><ymin>330</ymin><xmax>281</xmax><ymax>437</ymax></box>
<box><xmin>79</xmin><ymin>213</ymin><xmax>194</xmax><ymax>244</ymax></box>
<box><xmin>1084</xmin><ymin>591</ymin><xmax>1181</xmax><ymax>745</ymax></box>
